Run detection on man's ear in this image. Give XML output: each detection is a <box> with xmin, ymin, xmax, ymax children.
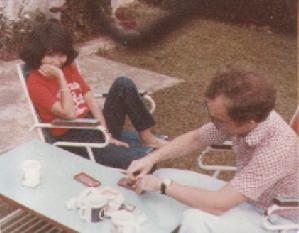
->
<box><xmin>248</xmin><ymin>120</ymin><xmax>258</xmax><ymax>128</ymax></box>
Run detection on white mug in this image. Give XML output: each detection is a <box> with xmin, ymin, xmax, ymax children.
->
<box><xmin>79</xmin><ymin>195</ymin><xmax>107</xmax><ymax>223</ymax></box>
<box><xmin>111</xmin><ymin>210</ymin><xmax>139</xmax><ymax>233</ymax></box>
<box><xmin>21</xmin><ymin>160</ymin><xmax>41</xmax><ymax>188</ymax></box>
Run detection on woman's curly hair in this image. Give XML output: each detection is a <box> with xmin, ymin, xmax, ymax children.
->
<box><xmin>205</xmin><ymin>66</ymin><xmax>276</xmax><ymax>124</ymax></box>
<box><xmin>19</xmin><ymin>21</ymin><xmax>78</xmax><ymax>69</ymax></box>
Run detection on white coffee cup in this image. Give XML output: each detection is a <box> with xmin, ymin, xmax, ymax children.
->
<box><xmin>21</xmin><ymin>160</ymin><xmax>41</xmax><ymax>188</ymax></box>
<box><xmin>111</xmin><ymin>210</ymin><xmax>139</xmax><ymax>233</ymax></box>
<box><xmin>79</xmin><ymin>195</ymin><xmax>107</xmax><ymax>223</ymax></box>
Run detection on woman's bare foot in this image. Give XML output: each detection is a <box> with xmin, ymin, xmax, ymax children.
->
<box><xmin>139</xmin><ymin>129</ymin><xmax>168</xmax><ymax>148</ymax></box>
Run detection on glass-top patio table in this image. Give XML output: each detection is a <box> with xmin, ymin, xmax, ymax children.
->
<box><xmin>0</xmin><ymin>140</ymin><xmax>188</xmax><ymax>233</ymax></box>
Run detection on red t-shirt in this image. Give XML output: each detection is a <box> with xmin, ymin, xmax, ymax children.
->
<box><xmin>27</xmin><ymin>63</ymin><xmax>91</xmax><ymax>136</ymax></box>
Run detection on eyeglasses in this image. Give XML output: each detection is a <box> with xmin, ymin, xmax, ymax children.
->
<box><xmin>203</xmin><ymin>101</ymin><xmax>232</xmax><ymax>127</ymax></box>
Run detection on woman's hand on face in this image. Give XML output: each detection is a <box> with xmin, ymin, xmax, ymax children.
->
<box><xmin>39</xmin><ymin>64</ymin><xmax>63</xmax><ymax>79</ymax></box>
<box><xmin>110</xmin><ymin>137</ymin><xmax>129</xmax><ymax>148</ymax></box>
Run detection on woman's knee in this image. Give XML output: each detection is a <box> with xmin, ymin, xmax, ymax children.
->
<box><xmin>113</xmin><ymin>76</ymin><xmax>136</xmax><ymax>90</ymax></box>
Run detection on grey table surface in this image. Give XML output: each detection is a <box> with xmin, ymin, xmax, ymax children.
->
<box><xmin>0</xmin><ymin>140</ymin><xmax>187</xmax><ymax>233</ymax></box>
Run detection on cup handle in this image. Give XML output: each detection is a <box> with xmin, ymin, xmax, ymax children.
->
<box><xmin>98</xmin><ymin>208</ymin><xmax>105</xmax><ymax>220</ymax></box>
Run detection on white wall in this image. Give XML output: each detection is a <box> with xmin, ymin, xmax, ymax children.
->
<box><xmin>0</xmin><ymin>0</ymin><xmax>65</xmax><ymax>21</ymax></box>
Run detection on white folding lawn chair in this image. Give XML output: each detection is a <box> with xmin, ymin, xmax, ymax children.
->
<box><xmin>17</xmin><ymin>61</ymin><xmax>157</xmax><ymax>163</ymax></box>
<box><xmin>196</xmin><ymin>109</ymin><xmax>299</xmax><ymax>232</ymax></box>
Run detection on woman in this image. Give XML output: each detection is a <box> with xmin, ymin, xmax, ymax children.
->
<box><xmin>20</xmin><ymin>21</ymin><xmax>166</xmax><ymax>168</ymax></box>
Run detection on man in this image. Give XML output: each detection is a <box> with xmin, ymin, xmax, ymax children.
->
<box><xmin>127</xmin><ymin>67</ymin><xmax>298</xmax><ymax>233</ymax></box>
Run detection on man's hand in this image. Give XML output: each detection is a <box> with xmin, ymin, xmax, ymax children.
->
<box><xmin>135</xmin><ymin>175</ymin><xmax>161</xmax><ymax>194</ymax></box>
<box><xmin>127</xmin><ymin>156</ymin><xmax>155</xmax><ymax>180</ymax></box>
<box><xmin>39</xmin><ymin>64</ymin><xmax>63</xmax><ymax>79</ymax></box>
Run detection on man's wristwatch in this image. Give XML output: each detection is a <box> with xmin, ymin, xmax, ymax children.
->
<box><xmin>160</xmin><ymin>178</ymin><xmax>172</xmax><ymax>195</ymax></box>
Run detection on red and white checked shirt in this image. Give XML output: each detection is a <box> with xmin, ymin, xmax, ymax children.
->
<box><xmin>197</xmin><ymin>111</ymin><xmax>299</xmax><ymax>221</ymax></box>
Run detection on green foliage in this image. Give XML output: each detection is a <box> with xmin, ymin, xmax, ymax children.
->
<box><xmin>0</xmin><ymin>11</ymin><xmax>47</xmax><ymax>60</ymax></box>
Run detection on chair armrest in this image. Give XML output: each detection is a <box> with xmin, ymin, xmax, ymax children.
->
<box><xmin>30</xmin><ymin>121</ymin><xmax>110</xmax><ymax>161</ymax></box>
<box><xmin>210</xmin><ymin>144</ymin><xmax>233</xmax><ymax>150</ymax></box>
<box><xmin>273</xmin><ymin>196</ymin><xmax>299</xmax><ymax>208</ymax></box>
<box><xmin>197</xmin><ymin>140</ymin><xmax>235</xmax><ymax>178</ymax></box>
<box><xmin>30</xmin><ymin>121</ymin><xmax>105</xmax><ymax>131</ymax></box>
<box><xmin>263</xmin><ymin>196</ymin><xmax>299</xmax><ymax>231</ymax></box>
<box><xmin>52</xmin><ymin>118</ymin><xmax>100</xmax><ymax>127</ymax></box>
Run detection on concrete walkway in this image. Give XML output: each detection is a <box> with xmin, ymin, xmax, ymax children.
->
<box><xmin>0</xmin><ymin>37</ymin><xmax>182</xmax><ymax>153</ymax></box>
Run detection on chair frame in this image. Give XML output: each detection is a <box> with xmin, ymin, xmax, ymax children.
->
<box><xmin>263</xmin><ymin>198</ymin><xmax>299</xmax><ymax>233</ymax></box>
<box><xmin>197</xmin><ymin>140</ymin><xmax>236</xmax><ymax>178</ymax></box>
<box><xmin>197</xmin><ymin>140</ymin><xmax>298</xmax><ymax>232</ymax></box>
<box><xmin>17</xmin><ymin>61</ymin><xmax>156</xmax><ymax>162</ymax></box>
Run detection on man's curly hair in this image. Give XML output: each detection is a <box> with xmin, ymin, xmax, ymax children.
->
<box><xmin>205</xmin><ymin>67</ymin><xmax>276</xmax><ymax>124</ymax></box>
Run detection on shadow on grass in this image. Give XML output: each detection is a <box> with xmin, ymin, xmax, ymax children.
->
<box><xmin>99</xmin><ymin>0</ymin><xmax>296</xmax><ymax>48</ymax></box>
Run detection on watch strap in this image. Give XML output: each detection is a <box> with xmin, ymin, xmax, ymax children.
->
<box><xmin>160</xmin><ymin>182</ymin><xmax>167</xmax><ymax>194</ymax></box>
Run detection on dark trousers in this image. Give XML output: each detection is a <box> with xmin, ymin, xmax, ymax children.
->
<box><xmin>53</xmin><ymin>77</ymin><xmax>155</xmax><ymax>169</ymax></box>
